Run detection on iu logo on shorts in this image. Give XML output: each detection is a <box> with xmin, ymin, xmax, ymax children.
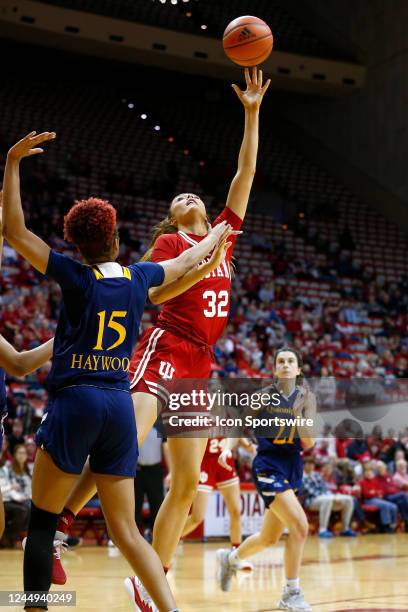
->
<box><xmin>159</xmin><ymin>361</ymin><xmax>175</xmax><ymax>380</ymax></box>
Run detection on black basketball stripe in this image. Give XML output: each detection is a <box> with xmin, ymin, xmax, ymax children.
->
<box><xmin>224</xmin><ymin>20</ymin><xmax>266</xmax><ymax>37</ymax></box>
<box><xmin>224</xmin><ymin>32</ymin><xmax>273</xmax><ymax>51</ymax></box>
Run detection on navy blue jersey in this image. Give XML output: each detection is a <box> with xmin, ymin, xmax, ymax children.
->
<box><xmin>0</xmin><ymin>368</ymin><xmax>6</xmax><ymax>417</ymax></box>
<box><xmin>254</xmin><ymin>384</ymin><xmax>303</xmax><ymax>460</ymax></box>
<box><xmin>45</xmin><ymin>251</ymin><xmax>164</xmax><ymax>392</ymax></box>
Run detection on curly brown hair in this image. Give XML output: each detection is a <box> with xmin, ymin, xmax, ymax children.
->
<box><xmin>64</xmin><ymin>198</ymin><xmax>117</xmax><ymax>261</ymax></box>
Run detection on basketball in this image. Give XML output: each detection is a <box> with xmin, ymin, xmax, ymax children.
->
<box><xmin>223</xmin><ymin>16</ymin><xmax>273</xmax><ymax>67</ymax></box>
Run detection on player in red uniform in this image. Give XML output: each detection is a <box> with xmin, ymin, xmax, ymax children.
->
<box><xmin>182</xmin><ymin>436</ymin><xmax>255</xmax><ymax>571</ymax></box>
<box><xmin>54</xmin><ymin>67</ymin><xmax>270</xmax><ymax>606</ymax></box>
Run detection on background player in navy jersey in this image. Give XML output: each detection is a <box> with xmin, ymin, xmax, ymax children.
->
<box><xmin>2</xmin><ymin>131</ymin><xmax>233</xmax><ymax>611</ymax></box>
<box><xmin>0</xmin><ymin>194</ymin><xmax>54</xmax><ymax>539</ymax></box>
<box><xmin>217</xmin><ymin>348</ymin><xmax>315</xmax><ymax>612</ymax></box>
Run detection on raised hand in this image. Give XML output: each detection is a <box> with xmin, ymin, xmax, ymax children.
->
<box><xmin>207</xmin><ymin>235</ymin><xmax>233</xmax><ymax>271</ymax></box>
<box><xmin>232</xmin><ymin>67</ymin><xmax>271</xmax><ymax>111</ymax></box>
<box><xmin>7</xmin><ymin>131</ymin><xmax>56</xmax><ymax>161</ymax></box>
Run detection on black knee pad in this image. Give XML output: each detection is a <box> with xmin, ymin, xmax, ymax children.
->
<box><xmin>24</xmin><ymin>502</ymin><xmax>59</xmax><ymax>610</ymax></box>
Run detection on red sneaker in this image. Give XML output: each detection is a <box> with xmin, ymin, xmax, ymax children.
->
<box><xmin>22</xmin><ymin>537</ymin><xmax>67</xmax><ymax>585</ymax></box>
<box><xmin>52</xmin><ymin>539</ymin><xmax>67</xmax><ymax>585</ymax></box>
<box><xmin>124</xmin><ymin>576</ymin><xmax>157</xmax><ymax>612</ymax></box>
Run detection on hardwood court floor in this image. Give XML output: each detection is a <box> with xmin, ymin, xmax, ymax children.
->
<box><xmin>2</xmin><ymin>535</ymin><xmax>408</xmax><ymax>611</ymax></box>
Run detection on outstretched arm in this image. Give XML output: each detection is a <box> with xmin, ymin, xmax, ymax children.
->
<box><xmin>2</xmin><ymin>132</ymin><xmax>56</xmax><ymax>274</ymax></box>
<box><xmin>157</xmin><ymin>222</ymin><xmax>236</xmax><ymax>287</ymax></box>
<box><xmin>226</xmin><ymin>67</ymin><xmax>270</xmax><ymax>221</ymax></box>
<box><xmin>149</xmin><ymin>234</ymin><xmax>233</xmax><ymax>304</ymax></box>
<box><xmin>0</xmin><ymin>335</ymin><xmax>53</xmax><ymax>377</ymax></box>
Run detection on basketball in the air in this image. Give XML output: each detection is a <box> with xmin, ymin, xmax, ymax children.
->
<box><xmin>223</xmin><ymin>16</ymin><xmax>273</xmax><ymax>67</ymax></box>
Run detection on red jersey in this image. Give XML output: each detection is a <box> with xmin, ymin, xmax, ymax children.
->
<box><xmin>205</xmin><ymin>437</ymin><xmax>227</xmax><ymax>457</ymax></box>
<box><xmin>151</xmin><ymin>207</ymin><xmax>242</xmax><ymax>347</ymax></box>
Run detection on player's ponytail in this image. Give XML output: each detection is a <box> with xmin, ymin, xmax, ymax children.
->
<box><xmin>140</xmin><ymin>215</ymin><xmax>178</xmax><ymax>261</ymax></box>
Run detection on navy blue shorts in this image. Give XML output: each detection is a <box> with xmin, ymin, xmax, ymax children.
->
<box><xmin>252</xmin><ymin>453</ymin><xmax>303</xmax><ymax>508</ymax></box>
<box><xmin>36</xmin><ymin>386</ymin><xmax>138</xmax><ymax>477</ymax></box>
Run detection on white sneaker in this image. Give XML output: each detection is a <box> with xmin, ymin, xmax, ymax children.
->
<box><xmin>235</xmin><ymin>556</ymin><xmax>254</xmax><ymax>571</ymax></box>
<box><xmin>216</xmin><ymin>548</ymin><xmax>237</xmax><ymax>592</ymax></box>
<box><xmin>124</xmin><ymin>576</ymin><xmax>157</xmax><ymax>612</ymax></box>
<box><xmin>278</xmin><ymin>588</ymin><xmax>312</xmax><ymax>611</ymax></box>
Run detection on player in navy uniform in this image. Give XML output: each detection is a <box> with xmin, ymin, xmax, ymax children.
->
<box><xmin>3</xmin><ymin>131</ymin><xmax>233</xmax><ymax>611</ymax></box>
<box><xmin>0</xmin><ymin>340</ymin><xmax>54</xmax><ymax>538</ymax></box>
<box><xmin>217</xmin><ymin>348</ymin><xmax>315</xmax><ymax>612</ymax></box>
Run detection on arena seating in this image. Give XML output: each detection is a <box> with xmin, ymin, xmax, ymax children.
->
<box><xmin>30</xmin><ymin>0</ymin><xmax>354</xmax><ymax>61</ymax></box>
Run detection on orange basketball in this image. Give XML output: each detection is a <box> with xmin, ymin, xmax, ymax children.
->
<box><xmin>223</xmin><ymin>16</ymin><xmax>273</xmax><ymax>67</ymax></box>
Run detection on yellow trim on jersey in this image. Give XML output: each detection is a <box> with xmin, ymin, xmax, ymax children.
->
<box><xmin>122</xmin><ymin>266</ymin><xmax>131</xmax><ymax>280</ymax></box>
<box><xmin>92</xmin><ymin>268</ymin><xmax>103</xmax><ymax>280</ymax></box>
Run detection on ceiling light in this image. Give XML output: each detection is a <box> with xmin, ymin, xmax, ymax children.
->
<box><xmin>154</xmin><ymin>125</ymin><xmax>161</xmax><ymax>131</ymax></box>
<box><xmin>140</xmin><ymin>114</ymin><xmax>147</xmax><ymax>119</ymax></box>
<box><xmin>201</xmin><ymin>24</ymin><xmax>207</xmax><ymax>30</ymax></box>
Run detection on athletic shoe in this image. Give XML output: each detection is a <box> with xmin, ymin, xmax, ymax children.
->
<box><xmin>216</xmin><ymin>548</ymin><xmax>237</xmax><ymax>592</ymax></box>
<box><xmin>318</xmin><ymin>529</ymin><xmax>333</xmax><ymax>538</ymax></box>
<box><xmin>22</xmin><ymin>537</ymin><xmax>67</xmax><ymax>585</ymax></box>
<box><xmin>124</xmin><ymin>576</ymin><xmax>157</xmax><ymax>612</ymax></box>
<box><xmin>65</xmin><ymin>536</ymin><xmax>82</xmax><ymax>548</ymax></box>
<box><xmin>55</xmin><ymin>530</ymin><xmax>82</xmax><ymax>549</ymax></box>
<box><xmin>277</xmin><ymin>588</ymin><xmax>312</xmax><ymax>611</ymax></box>
<box><xmin>340</xmin><ymin>528</ymin><xmax>358</xmax><ymax>537</ymax></box>
<box><xmin>235</xmin><ymin>556</ymin><xmax>254</xmax><ymax>571</ymax></box>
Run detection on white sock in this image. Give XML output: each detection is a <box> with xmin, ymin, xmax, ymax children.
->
<box><xmin>229</xmin><ymin>548</ymin><xmax>241</xmax><ymax>566</ymax></box>
<box><xmin>286</xmin><ymin>577</ymin><xmax>300</xmax><ymax>592</ymax></box>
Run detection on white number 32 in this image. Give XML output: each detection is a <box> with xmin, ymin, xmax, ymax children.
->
<box><xmin>203</xmin><ymin>290</ymin><xmax>229</xmax><ymax>318</ymax></box>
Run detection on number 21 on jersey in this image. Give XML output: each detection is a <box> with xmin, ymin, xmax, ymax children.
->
<box><xmin>203</xmin><ymin>290</ymin><xmax>229</xmax><ymax>318</ymax></box>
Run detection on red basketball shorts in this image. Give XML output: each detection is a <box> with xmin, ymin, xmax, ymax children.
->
<box><xmin>198</xmin><ymin>452</ymin><xmax>239</xmax><ymax>492</ymax></box>
<box><xmin>129</xmin><ymin>326</ymin><xmax>213</xmax><ymax>405</ymax></box>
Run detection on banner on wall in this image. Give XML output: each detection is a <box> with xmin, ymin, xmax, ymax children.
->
<box><xmin>204</xmin><ymin>488</ymin><xmax>265</xmax><ymax>537</ymax></box>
